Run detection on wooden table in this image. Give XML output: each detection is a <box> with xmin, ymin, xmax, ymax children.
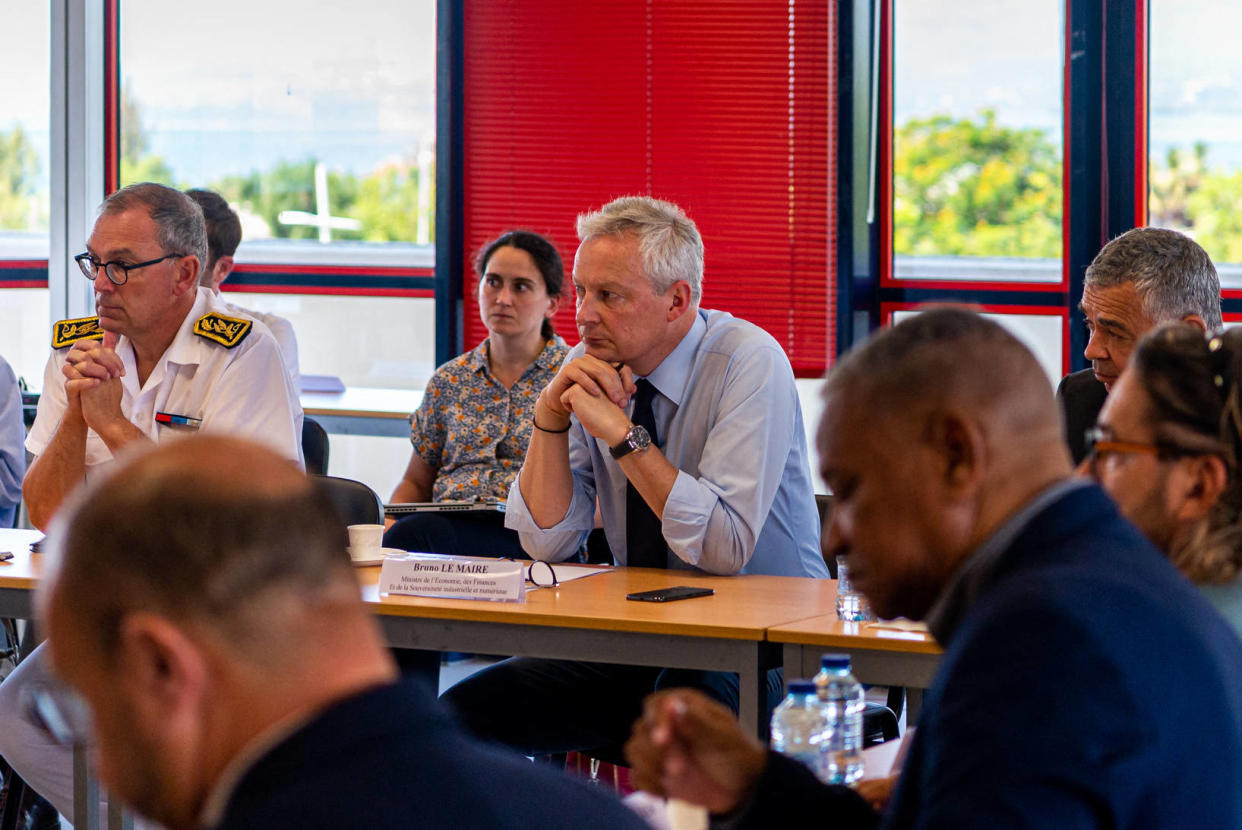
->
<box><xmin>0</xmin><ymin>528</ymin><xmax>43</xmax><ymax>618</ymax></box>
<box><xmin>300</xmin><ymin>387</ymin><xmax>422</xmax><ymax>436</ymax></box>
<box><xmin>358</xmin><ymin>564</ymin><xmax>838</xmax><ymax>740</ymax></box>
<box><xmin>769</xmin><ymin>612</ymin><xmax>943</xmax><ymax>719</ymax></box>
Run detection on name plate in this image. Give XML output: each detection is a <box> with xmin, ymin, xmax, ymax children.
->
<box><xmin>378</xmin><ymin>553</ymin><xmax>525</xmax><ymax>602</ymax></box>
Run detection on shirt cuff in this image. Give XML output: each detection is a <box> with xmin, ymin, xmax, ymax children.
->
<box><xmin>660</xmin><ymin>470</ymin><xmax>718</xmax><ymax>568</ymax></box>
<box><xmin>504</xmin><ymin>477</ymin><xmax>594</xmax><ymax>561</ymax></box>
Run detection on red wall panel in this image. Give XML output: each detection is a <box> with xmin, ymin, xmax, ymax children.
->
<box><xmin>463</xmin><ymin>0</ymin><xmax>834</xmax><ymax>376</ymax></box>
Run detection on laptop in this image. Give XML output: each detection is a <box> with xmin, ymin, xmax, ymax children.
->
<box><xmin>384</xmin><ymin>499</ymin><xmax>506</xmax><ymax>516</ymax></box>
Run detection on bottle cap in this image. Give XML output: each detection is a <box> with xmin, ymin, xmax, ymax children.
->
<box><xmin>820</xmin><ymin>653</ymin><xmax>851</xmax><ymax>671</ymax></box>
<box><xmin>787</xmin><ymin>680</ymin><xmax>817</xmax><ymax>695</ymax></box>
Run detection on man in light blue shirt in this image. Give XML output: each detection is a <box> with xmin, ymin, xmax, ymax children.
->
<box><xmin>506</xmin><ymin>197</ymin><xmax>824</xmax><ymax>577</ymax></box>
<box><xmin>441</xmin><ymin>196</ymin><xmax>826</xmax><ymax>760</ymax></box>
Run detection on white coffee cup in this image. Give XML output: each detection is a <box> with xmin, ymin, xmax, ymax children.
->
<box><xmin>347</xmin><ymin>524</ymin><xmax>384</xmax><ymax>560</ymax></box>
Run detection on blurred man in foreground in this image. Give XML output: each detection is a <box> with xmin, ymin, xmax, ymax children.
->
<box><xmin>1060</xmin><ymin>226</ymin><xmax>1220</xmax><ymax>463</ymax></box>
<box><xmin>627</xmin><ymin>308</ymin><xmax>1242</xmax><ymax>828</ymax></box>
<box><xmin>35</xmin><ymin>436</ymin><xmax>648</xmax><ymax>830</ymax></box>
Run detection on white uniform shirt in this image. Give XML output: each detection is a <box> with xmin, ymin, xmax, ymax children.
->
<box><xmin>224</xmin><ymin>301</ymin><xmax>300</xmax><ymax>391</ymax></box>
<box><xmin>27</xmin><ymin>287</ymin><xmax>304</xmax><ymax>475</ymax></box>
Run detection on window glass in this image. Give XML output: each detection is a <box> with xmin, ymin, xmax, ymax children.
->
<box><xmin>0</xmin><ymin>2</ymin><xmax>51</xmax><ymax>387</ymax></box>
<box><xmin>119</xmin><ymin>0</ymin><xmax>437</xmax><ymax>387</ymax></box>
<box><xmin>119</xmin><ymin>0</ymin><xmax>435</xmax><ymax>249</ymax></box>
<box><xmin>892</xmin><ymin>308</ymin><xmax>1064</xmax><ymax>386</ymax></box>
<box><xmin>225</xmin><ymin>292</ymin><xmax>437</xmax><ymax>389</ymax></box>
<box><xmin>893</xmin><ymin>0</ymin><xmax>1064</xmax><ymax>282</ymax></box>
<box><xmin>1150</xmin><ymin>0</ymin><xmax>1242</xmax><ymax>285</ymax></box>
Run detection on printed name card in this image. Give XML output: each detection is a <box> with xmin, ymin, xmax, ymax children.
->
<box><xmin>378</xmin><ymin>553</ymin><xmax>525</xmax><ymax>602</ymax></box>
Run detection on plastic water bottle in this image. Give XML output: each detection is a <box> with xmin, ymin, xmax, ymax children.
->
<box><xmin>814</xmin><ymin>654</ymin><xmax>865</xmax><ymax>785</ymax></box>
<box><xmin>835</xmin><ymin>554</ymin><xmax>875</xmax><ymax>622</ymax></box>
<box><xmin>769</xmin><ymin>680</ymin><xmax>828</xmax><ymax>779</ymax></box>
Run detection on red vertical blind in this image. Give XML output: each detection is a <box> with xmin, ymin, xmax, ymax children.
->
<box><xmin>462</xmin><ymin>0</ymin><xmax>835</xmax><ymax>376</ymax></box>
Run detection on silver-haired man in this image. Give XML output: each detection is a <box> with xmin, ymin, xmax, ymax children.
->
<box><xmin>1060</xmin><ymin>226</ymin><xmax>1221</xmax><ymax>463</ymax></box>
<box><xmin>441</xmin><ymin>195</ymin><xmax>827</xmax><ymax>760</ymax></box>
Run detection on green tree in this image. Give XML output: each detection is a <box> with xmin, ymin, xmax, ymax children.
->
<box><xmin>352</xmin><ymin>161</ymin><xmax>433</xmax><ymax>243</ymax></box>
<box><xmin>0</xmin><ymin>124</ymin><xmax>44</xmax><ymax>230</ymax></box>
<box><xmin>894</xmin><ymin>109</ymin><xmax>1062</xmax><ymax>258</ymax></box>
<box><xmin>1150</xmin><ymin>142</ymin><xmax>1242</xmax><ymax>264</ymax></box>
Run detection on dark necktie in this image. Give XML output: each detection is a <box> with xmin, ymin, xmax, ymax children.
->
<box><xmin>625</xmin><ymin>379</ymin><xmax>667</xmax><ymax>568</ymax></box>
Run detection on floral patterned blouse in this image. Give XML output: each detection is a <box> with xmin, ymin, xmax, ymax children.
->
<box><xmin>410</xmin><ymin>336</ymin><xmax>569</xmax><ymax>501</ymax></box>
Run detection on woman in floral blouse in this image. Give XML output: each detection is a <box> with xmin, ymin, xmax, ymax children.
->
<box><xmin>384</xmin><ymin>230</ymin><xmax>569</xmax><ymax>558</ymax></box>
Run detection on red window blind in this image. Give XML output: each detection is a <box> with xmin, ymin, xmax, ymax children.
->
<box><xmin>462</xmin><ymin>0</ymin><xmax>835</xmax><ymax>376</ymax></box>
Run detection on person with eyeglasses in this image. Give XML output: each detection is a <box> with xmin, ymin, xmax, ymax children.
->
<box><xmin>21</xmin><ymin>182</ymin><xmax>302</xmax><ymax>531</ymax></box>
<box><xmin>1058</xmin><ymin>227</ymin><xmax>1221</xmax><ymax>465</ymax></box>
<box><xmin>1087</xmin><ymin>322</ymin><xmax>1242</xmax><ymax>638</ymax></box>
<box><xmin>1</xmin><ymin>182</ymin><xmax>302</xmax><ymax>822</ymax></box>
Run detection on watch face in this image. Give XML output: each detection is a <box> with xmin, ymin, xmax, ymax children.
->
<box><xmin>611</xmin><ymin>424</ymin><xmax>652</xmax><ymax>459</ymax></box>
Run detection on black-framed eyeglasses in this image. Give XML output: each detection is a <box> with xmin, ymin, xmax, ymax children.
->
<box><xmin>527</xmin><ymin>560</ymin><xmax>559</xmax><ymax>589</ymax></box>
<box><xmin>74</xmin><ymin>252</ymin><xmax>186</xmax><ymax>286</ymax></box>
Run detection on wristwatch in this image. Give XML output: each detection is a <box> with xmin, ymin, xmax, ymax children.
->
<box><xmin>609</xmin><ymin>424</ymin><xmax>652</xmax><ymax>459</ymax></box>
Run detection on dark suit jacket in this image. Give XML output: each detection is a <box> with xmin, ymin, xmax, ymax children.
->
<box><xmin>1057</xmin><ymin>368</ymin><xmax>1108</xmax><ymax>465</ymax></box>
<box><xmin>732</xmin><ymin>486</ymin><xmax>1242</xmax><ymax>829</ymax></box>
<box><xmin>215</xmin><ymin>681</ymin><xmax>649</xmax><ymax>830</ymax></box>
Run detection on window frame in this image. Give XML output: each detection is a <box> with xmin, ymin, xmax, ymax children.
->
<box><xmin>841</xmin><ymin>0</ymin><xmax>1150</xmax><ymax>378</ymax></box>
<box><xmin>23</xmin><ymin>1</ymin><xmax>1194</xmax><ymax>377</ymax></box>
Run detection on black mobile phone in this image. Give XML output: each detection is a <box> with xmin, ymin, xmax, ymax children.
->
<box><xmin>626</xmin><ymin>586</ymin><xmax>715</xmax><ymax>603</ymax></box>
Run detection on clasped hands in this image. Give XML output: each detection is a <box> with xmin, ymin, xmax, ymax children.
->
<box><xmin>62</xmin><ymin>331</ymin><xmax>127</xmax><ymax>433</ymax></box>
<box><xmin>625</xmin><ymin>689</ymin><xmax>898</xmax><ymax>816</ymax></box>
<box><xmin>536</xmin><ymin>355</ymin><xmax>636</xmax><ymax>445</ymax></box>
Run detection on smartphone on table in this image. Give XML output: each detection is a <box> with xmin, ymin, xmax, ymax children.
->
<box><xmin>626</xmin><ymin>586</ymin><xmax>715</xmax><ymax>603</ymax></box>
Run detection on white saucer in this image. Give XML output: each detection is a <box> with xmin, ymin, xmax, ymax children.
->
<box><xmin>349</xmin><ymin>546</ymin><xmax>403</xmax><ymax>567</ymax></box>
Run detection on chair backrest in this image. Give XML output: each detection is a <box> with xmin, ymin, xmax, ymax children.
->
<box><xmin>815</xmin><ymin>493</ymin><xmax>836</xmax><ymax>577</ymax></box>
<box><xmin>313</xmin><ymin>474</ymin><xmax>384</xmax><ymax>527</ymax></box>
<box><xmin>302</xmin><ymin>416</ymin><xmax>330</xmax><ymax>476</ymax></box>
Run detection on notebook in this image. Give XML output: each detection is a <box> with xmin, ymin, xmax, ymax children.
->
<box><xmin>384</xmin><ymin>499</ymin><xmax>506</xmax><ymax>516</ymax></box>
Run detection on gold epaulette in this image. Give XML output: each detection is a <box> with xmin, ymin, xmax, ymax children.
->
<box><xmin>52</xmin><ymin>316</ymin><xmax>104</xmax><ymax>349</ymax></box>
<box><xmin>193</xmin><ymin>312</ymin><xmax>252</xmax><ymax>349</ymax></box>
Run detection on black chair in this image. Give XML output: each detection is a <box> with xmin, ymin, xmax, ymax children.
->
<box><xmin>313</xmin><ymin>475</ymin><xmax>383</xmax><ymax>526</ymax></box>
<box><xmin>815</xmin><ymin>493</ymin><xmax>836</xmax><ymax>577</ymax></box>
<box><xmin>301</xmin><ymin>416</ymin><xmax>329</xmax><ymax>476</ymax></box>
<box><xmin>864</xmin><ymin>703</ymin><xmax>901</xmax><ymax>746</ymax></box>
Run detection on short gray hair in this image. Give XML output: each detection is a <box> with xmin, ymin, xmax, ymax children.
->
<box><xmin>100</xmin><ymin>182</ymin><xmax>208</xmax><ymax>271</ymax></box>
<box><xmin>1085</xmin><ymin>227</ymin><xmax>1222</xmax><ymax>329</ymax></box>
<box><xmin>576</xmin><ymin>196</ymin><xmax>703</xmax><ymax>303</ymax></box>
